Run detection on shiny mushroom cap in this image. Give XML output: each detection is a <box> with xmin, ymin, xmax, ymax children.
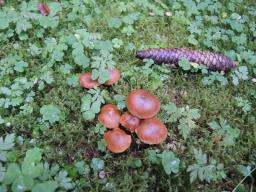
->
<box><xmin>136</xmin><ymin>118</ymin><xmax>167</xmax><ymax>145</ymax></box>
<box><xmin>79</xmin><ymin>72</ymin><xmax>100</xmax><ymax>89</ymax></box>
<box><xmin>125</xmin><ymin>89</ymin><xmax>160</xmax><ymax>119</ymax></box>
<box><xmin>104</xmin><ymin>128</ymin><xmax>131</xmax><ymax>153</ymax></box>
<box><xmin>98</xmin><ymin>104</ymin><xmax>121</xmax><ymax>128</ymax></box>
<box><xmin>105</xmin><ymin>68</ymin><xmax>121</xmax><ymax>85</ymax></box>
<box><xmin>120</xmin><ymin>112</ymin><xmax>141</xmax><ymax>133</ymax></box>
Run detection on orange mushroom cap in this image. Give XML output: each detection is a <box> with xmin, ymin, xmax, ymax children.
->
<box><xmin>79</xmin><ymin>72</ymin><xmax>100</xmax><ymax>89</ymax></box>
<box><xmin>120</xmin><ymin>112</ymin><xmax>141</xmax><ymax>133</ymax></box>
<box><xmin>136</xmin><ymin>118</ymin><xmax>167</xmax><ymax>145</ymax></box>
<box><xmin>105</xmin><ymin>68</ymin><xmax>121</xmax><ymax>85</ymax></box>
<box><xmin>125</xmin><ymin>89</ymin><xmax>160</xmax><ymax>119</ymax></box>
<box><xmin>98</xmin><ymin>104</ymin><xmax>121</xmax><ymax>128</ymax></box>
<box><xmin>104</xmin><ymin>128</ymin><xmax>131</xmax><ymax>153</ymax></box>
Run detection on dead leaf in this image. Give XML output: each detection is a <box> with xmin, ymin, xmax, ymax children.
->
<box><xmin>38</xmin><ymin>3</ymin><xmax>50</xmax><ymax>16</ymax></box>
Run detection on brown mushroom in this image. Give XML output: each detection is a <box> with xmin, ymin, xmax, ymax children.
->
<box><xmin>98</xmin><ymin>104</ymin><xmax>121</xmax><ymax>128</ymax></box>
<box><xmin>120</xmin><ymin>112</ymin><xmax>141</xmax><ymax>133</ymax></box>
<box><xmin>136</xmin><ymin>118</ymin><xmax>167</xmax><ymax>145</ymax></box>
<box><xmin>104</xmin><ymin>128</ymin><xmax>131</xmax><ymax>153</ymax></box>
<box><xmin>79</xmin><ymin>72</ymin><xmax>100</xmax><ymax>89</ymax></box>
<box><xmin>125</xmin><ymin>89</ymin><xmax>160</xmax><ymax>119</ymax></box>
<box><xmin>105</xmin><ymin>68</ymin><xmax>121</xmax><ymax>85</ymax></box>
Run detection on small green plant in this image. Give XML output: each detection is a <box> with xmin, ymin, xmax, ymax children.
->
<box><xmin>202</xmin><ymin>72</ymin><xmax>228</xmax><ymax>86</ymax></box>
<box><xmin>81</xmin><ymin>89</ymin><xmax>109</xmax><ymax>120</ymax></box>
<box><xmin>0</xmin><ymin>134</ymin><xmax>96</xmax><ymax>191</ymax></box>
<box><xmin>162</xmin><ymin>102</ymin><xmax>201</xmax><ymax>139</ymax></box>
<box><xmin>208</xmin><ymin>119</ymin><xmax>240</xmax><ymax>146</ymax></box>
<box><xmin>91</xmin><ymin>50</ymin><xmax>115</xmax><ymax>84</ymax></box>
<box><xmin>40</xmin><ymin>104</ymin><xmax>63</xmax><ymax>124</ymax></box>
<box><xmin>90</xmin><ymin>158</ymin><xmax>104</xmax><ymax>172</ymax></box>
<box><xmin>123</xmin><ymin>59</ymin><xmax>170</xmax><ymax>90</ymax></box>
<box><xmin>146</xmin><ymin>149</ymin><xmax>180</xmax><ymax>175</ymax></box>
<box><xmin>126</xmin><ymin>157</ymin><xmax>142</xmax><ymax>169</ymax></box>
<box><xmin>0</xmin><ymin>134</ymin><xmax>76</xmax><ymax>192</ymax></box>
<box><xmin>235</xmin><ymin>97</ymin><xmax>252</xmax><ymax>114</ymax></box>
<box><xmin>231</xmin><ymin>66</ymin><xmax>249</xmax><ymax>85</ymax></box>
<box><xmin>178</xmin><ymin>58</ymin><xmax>192</xmax><ymax>71</ymax></box>
<box><xmin>187</xmin><ymin>148</ymin><xmax>226</xmax><ymax>183</ymax></box>
<box><xmin>0</xmin><ymin>134</ymin><xmax>15</xmax><ymax>162</ymax></box>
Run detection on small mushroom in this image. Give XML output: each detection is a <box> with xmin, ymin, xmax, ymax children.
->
<box><xmin>79</xmin><ymin>72</ymin><xmax>100</xmax><ymax>89</ymax></box>
<box><xmin>125</xmin><ymin>89</ymin><xmax>160</xmax><ymax>119</ymax></box>
<box><xmin>136</xmin><ymin>118</ymin><xmax>167</xmax><ymax>145</ymax></box>
<box><xmin>105</xmin><ymin>68</ymin><xmax>121</xmax><ymax>85</ymax></box>
<box><xmin>104</xmin><ymin>128</ymin><xmax>131</xmax><ymax>153</ymax></box>
<box><xmin>98</xmin><ymin>104</ymin><xmax>121</xmax><ymax>128</ymax></box>
<box><xmin>120</xmin><ymin>112</ymin><xmax>141</xmax><ymax>133</ymax></box>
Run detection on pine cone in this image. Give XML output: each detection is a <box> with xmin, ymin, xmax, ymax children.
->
<box><xmin>136</xmin><ymin>48</ymin><xmax>236</xmax><ymax>71</ymax></box>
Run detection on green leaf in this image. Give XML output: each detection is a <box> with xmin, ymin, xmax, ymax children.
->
<box><xmin>38</xmin><ymin>16</ymin><xmax>59</xmax><ymax>29</ymax></box>
<box><xmin>178</xmin><ymin>119</ymin><xmax>190</xmax><ymax>139</ymax></box>
<box><xmin>178</xmin><ymin>58</ymin><xmax>191</xmax><ymax>71</ymax></box>
<box><xmin>11</xmin><ymin>175</ymin><xmax>34</xmax><ymax>192</ymax></box>
<box><xmin>0</xmin><ymin>185</ymin><xmax>7</xmax><ymax>192</ymax></box>
<box><xmin>0</xmin><ymin>134</ymin><xmax>15</xmax><ymax>151</ymax></box>
<box><xmin>32</xmin><ymin>181</ymin><xmax>58</xmax><ymax>192</ymax></box>
<box><xmin>67</xmin><ymin>75</ymin><xmax>79</xmax><ymax>87</ymax></box>
<box><xmin>91</xmin><ymin>99</ymin><xmax>101</xmax><ymax>114</ymax></box>
<box><xmin>45</xmin><ymin>38</ymin><xmax>57</xmax><ymax>53</ymax></box>
<box><xmin>122</xmin><ymin>13</ymin><xmax>139</xmax><ymax>25</ymax></box>
<box><xmin>55</xmin><ymin>171</ymin><xmax>73</xmax><ymax>190</ymax></box>
<box><xmin>121</xmin><ymin>25</ymin><xmax>135</xmax><ymax>36</ymax></box>
<box><xmin>4</xmin><ymin>163</ymin><xmax>21</xmax><ymax>185</ymax></box>
<box><xmin>114</xmin><ymin>94</ymin><xmax>126</xmax><ymax>110</ymax></box>
<box><xmin>40</xmin><ymin>71</ymin><xmax>54</xmax><ymax>85</ymax></box>
<box><xmin>190</xmin><ymin>169</ymin><xmax>198</xmax><ymax>183</ymax></box>
<box><xmin>81</xmin><ymin>94</ymin><xmax>92</xmax><ymax>112</ymax></box>
<box><xmin>48</xmin><ymin>2</ymin><xmax>62</xmax><ymax>16</ymax></box>
<box><xmin>90</xmin><ymin>158</ymin><xmax>104</xmax><ymax>171</ymax></box>
<box><xmin>40</xmin><ymin>104</ymin><xmax>62</xmax><ymax>123</ymax></box>
<box><xmin>74</xmin><ymin>54</ymin><xmax>89</xmax><ymax>68</ymax></box>
<box><xmin>188</xmin><ymin>35</ymin><xmax>198</xmax><ymax>45</ymax></box>
<box><xmin>210</xmin><ymin>119</ymin><xmax>240</xmax><ymax>146</ymax></box>
<box><xmin>112</xmin><ymin>38</ymin><xmax>123</xmax><ymax>48</ymax></box>
<box><xmin>108</xmin><ymin>18</ymin><xmax>122</xmax><ymax>28</ymax></box>
<box><xmin>98</xmin><ymin>69</ymin><xmax>109</xmax><ymax>84</ymax></box>
<box><xmin>147</xmin><ymin>149</ymin><xmax>160</xmax><ymax>164</ymax></box>
<box><xmin>14</xmin><ymin>61</ymin><xmax>28</xmax><ymax>72</ymax></box>
<box><xmin>21</xmin><ymin>148</ymin><xmax>42</xmax><ymax>178</ymax></box>
<box><xmin>0</xmin><ymin>19</ymin><xmax>9</xmax><ymax>30</ymax></box>
<box><xmin>16</xmin><ymin>19</ymin><xmax>32</xmax><ymax>34</ymax></box>
<box><xmin>208</xmin><ymin>121</ymin><xmax>221</xmax><ymax>129</ymax></box>
<box><xmin>60</xmin><ymin>64</ymin><xmax>72</xmax><ymax>75</ymax></box>
<box><xmin>82</xmin><ymin>112</ymin><xmax>95</xmax><ymax>121</ymax></box>
<box><xmin>97</xmin><ymin>139</ymin><xmax>107</xmax><ymax>152</ymax></box>
<box><xmin>127</xmin><ymin>157</ymin><xmax>142</xmax><ymax>168</ymax></box>
<box><xmin>161</xmin><ymin>151</ymin><xmax>180</xmax><ymax>175</ymax></box>
<box><xmin>91</xmin><ymin>69</ymin><xmax>99</xmax><ymax>80</ymax></box>
<box><xmin>239</xmin><ymin>165</ymin><xmax>251</xmax><ymax>177</ymax></box>
<box><xmin>75</xmin><ymin>161</ymin><xmax>85</xmax><ymax>175</ymax></box>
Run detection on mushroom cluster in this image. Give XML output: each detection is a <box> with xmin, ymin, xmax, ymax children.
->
<box><xmin>98</xmin><ymin>89</ymin><xmax>168</xmax><ymax>153</ymax></box>
<box><xmin>79</xmin><ymin>68</ymin><xmax>121</xmax><ymax>89</ymax></box>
